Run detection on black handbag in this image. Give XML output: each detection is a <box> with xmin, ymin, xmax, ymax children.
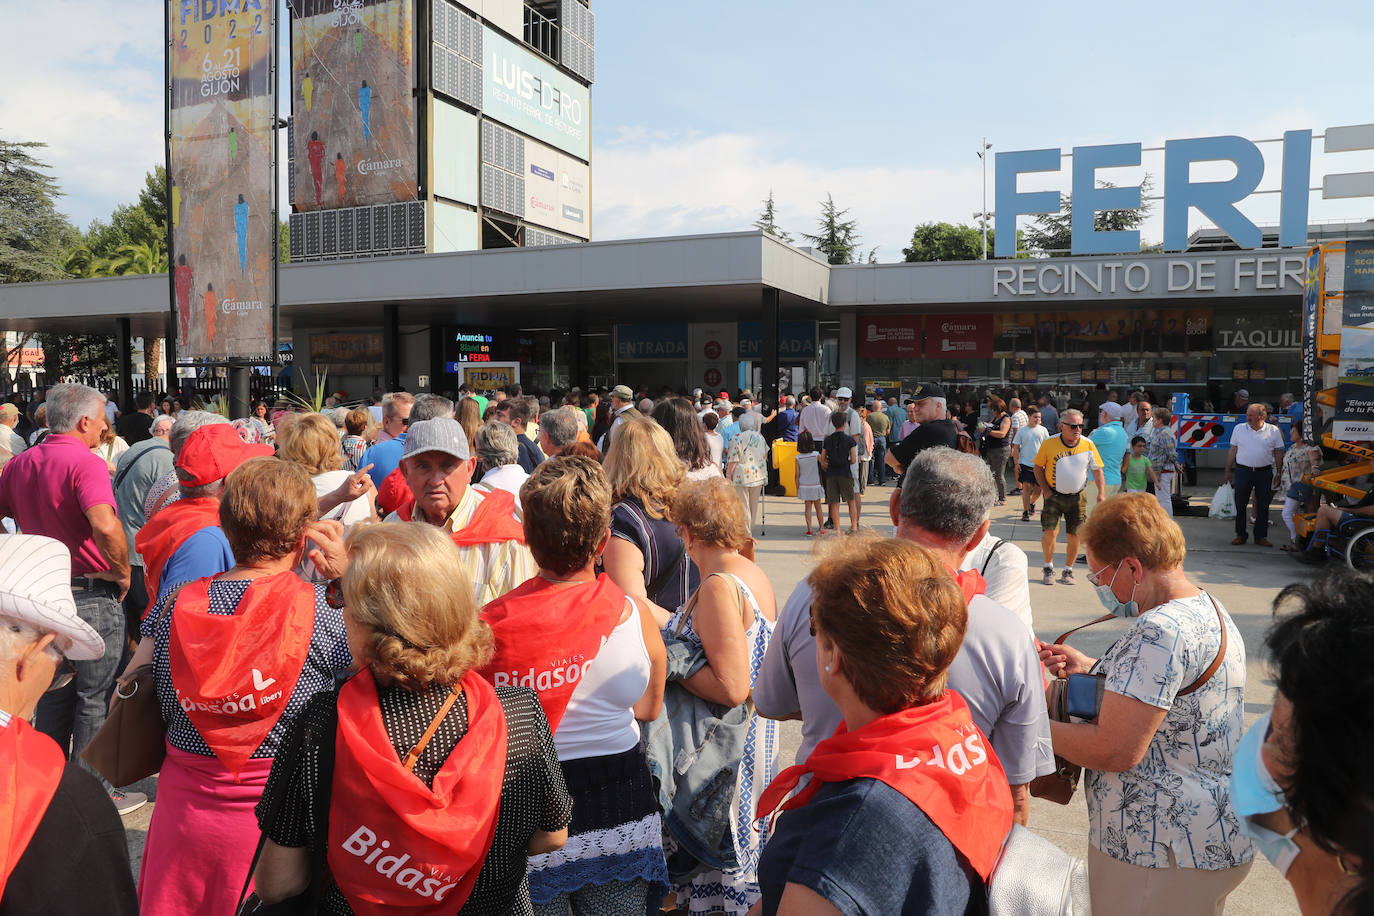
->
<box><xmin>235</xmin><ymin>697</ymin><xmax>337</xmax><ymax>915</ymax></box>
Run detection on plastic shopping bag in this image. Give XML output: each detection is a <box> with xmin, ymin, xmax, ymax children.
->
<box><xmin>1209</xmin><ymin>483</ymin><xmax>1237</xmax><ymax>519</ymax></box>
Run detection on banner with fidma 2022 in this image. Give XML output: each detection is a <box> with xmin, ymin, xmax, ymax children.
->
<box><xmin>1335</xmin><ymin>240</ymin><xmax>1374</xmax><ymax>441</ymax></box>
<box><xmin>167</xmin><ymin>0</ymin><xmax>276</xmax><ymax>361</ymax></box>
<box><xmin>290</xmin><ymin>0</ymin><xmax>416</xmax><ymax>212</ymax></box>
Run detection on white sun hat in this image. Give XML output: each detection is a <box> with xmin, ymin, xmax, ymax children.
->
<box><xmin>0</xmin><ymin>535</ymin><xmax>104</xmax><ymax>660</ymax></box>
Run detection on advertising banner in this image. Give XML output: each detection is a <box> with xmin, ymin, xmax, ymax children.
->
<box><xmin>291</xmin><ymin>0</ymin><xmax>416</xmax><ymax>212</ymax></box>
<box><xmin>1335</xmin><ymin>241</ymin><xmax>1374</xmax><ymax>440</ymax></box>
<box><xmin>524</xmin><ymin>138</ymin><xmax>590</xmax><ymax>238</ymax></box>
<box><xmin>924</xmin><ymin>313</ymin><xmax>992</xmax><ymax>359</ymax></box>
<box><xmin>690</xmin><ymin>323</ymin><xmax>738</xmax><ymax>393</ymax></box>
<box><xmin>1300</xmin><ymin>247</ymin><xmax>1321</xmax><ymax>442</ymax></box>
<box><xmin>459</xmin><ymin>362</ymin><xmax>519</xmax><ymax>391</ymax></box>
<box><xmin>992</xmin><ymin>309</ymin><xmax>1213</xmax><ymax>356</ymax></box>
<box><xmin>737</xmin><ymin>321</ymin><xmax>818</xmax><ymax>360</ymax></box>
<box><xmin>858</xmin><ymin>316</ymin><xmax>921</xmax><ymax>359</ymax></box>
<box><xmin>483</xmin><ymin>25</ymin><xmax>590</xmax><ymax>160</ymax></box>
<box><xmin>617</xmin><ymin>324</ymin><xmax>688</xmax><ymax>362</ymax></box>
<box><xmin>310</xmin><ymin>332</ymin><xmax>383</xmax><ymax>373</ymax></box>
<box><xmin>167</xmin><ymin>0</ymin><xmax>276</xmax><ymax>360</ymax></box>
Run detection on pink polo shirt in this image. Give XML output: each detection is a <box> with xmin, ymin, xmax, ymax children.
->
<box><xmin>0</xmin><ymin>433</ymin><xmax>116</xmax><ymax>576</ymax></box>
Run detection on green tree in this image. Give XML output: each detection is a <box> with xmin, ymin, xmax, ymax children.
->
<box><xmin>0</xmin><ymin>138</ymin><xmax>77</xmax><ymax>284</ymax></box>
<box><xmin>902</xmin><ymin>222</ymin><xmax>989</xmax><ymax>262</ymax></box>
<box><xmin>800</xmin><ymin>194</ymin><xmax>860</xmax><ymax>265</ymax></box>
<box><xmin>1024</xmin><ymin>176</ymin><xmax>1154</xmax><ymax>256</ymax></box>
<box><xmin>279</xmin><ymin>219</ymin><xmax>290</xmax><ymax>264</ymax></box>
<box><xmin>752</xmin><ymin>190</ymin><xmax>792</xmax><ymax>243</ymax></box>
<box><xmin>137</xmin><ymin>166</ymin><xmax>168</xmax><ymax>230</ymax></box>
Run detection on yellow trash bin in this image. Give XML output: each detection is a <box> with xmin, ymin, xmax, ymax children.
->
<box><xmin>772</xmin><ymin>440</ymin><xmax>798</xmax><ymax>497</ymax></box>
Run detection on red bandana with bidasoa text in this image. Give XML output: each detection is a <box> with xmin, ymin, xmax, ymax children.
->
<box><xmin>167</xmin><ymin>572</ymin><xmax>317</xmax><ymax>777</ymax></box>
<box><xmin>329</xmin><ymin>669</ymin><xmax>507</xmax><ymax>916</ymax></box>
<box><xmin>756</xmin><ymin>691</ymin><xmax>1013</xmax><ymax>880</ymax></box>
<box><xmin>0</xmin><ymin>717</ymin><xmax>64</xmax><ymax>890</ymax></box>
<box><xmin>478</xmin><ymin>574</ymin><xmax>626</xmax><ymax>732</ymax></box>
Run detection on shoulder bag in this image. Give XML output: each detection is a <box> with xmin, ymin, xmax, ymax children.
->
<box><xmin>234</xmin><ymin>690</ymin><xmax>339</xmax><ymax>915</ymax></box>
<box><xmin>1029</xmin><ymin>595</ymin><xmax>1229</xmax><ymax>805</ymax></box>
<box><xmin>80</xmin><ymin>585</ymin><xmax>186</xmax><ymax>787</ymax></box>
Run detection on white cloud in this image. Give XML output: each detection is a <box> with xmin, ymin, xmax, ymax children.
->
<box><xmin>0</xmin><ymin>2</ymin><xmax>165</xmax><ymax>228</ymax></box>
<box><xmin>591</xmin><ymin>127</ymin><xmax>989</xmax><ymax>261</ymax></box>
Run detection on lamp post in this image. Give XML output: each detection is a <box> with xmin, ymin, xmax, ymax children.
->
<box><xmin>977</xmin><ymin>138</ymin><xmax>993</xmax><ymax>258</ymax></box>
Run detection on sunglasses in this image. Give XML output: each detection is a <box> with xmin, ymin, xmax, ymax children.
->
<box><xmin>47</xmin><ymin>657</ymin><xmax>76</xmax><ymax>693</ymax></box>
<box><xmin>326</xmin><ymin>577</ymin><xmax>346</xmax><ymax>609</ymax></box>
<box><xmin>1063</xmin><ymin>423</ymin><xmax>1083</xmax><ymax>429</ymax></box>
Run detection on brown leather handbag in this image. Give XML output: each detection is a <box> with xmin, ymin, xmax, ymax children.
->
<box><xmin>81</xmin><ymin>663</ymin><xmax>166</xmax><ymax>787</ymax></box>
<box><xmin>1030</xmin><ymin>597</ymin><xmax>1228</xmax><ymax>805</ymax></box>
<box><xmin>80</xmin><ymin>587</ymin><xmax>184</xmax><ymax>787</ymax></box>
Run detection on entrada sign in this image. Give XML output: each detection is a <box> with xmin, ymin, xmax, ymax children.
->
<box><xmin>995</xmin><ymin>124</ymin><xmax>1374</xmax><ymax>257</ymax></box>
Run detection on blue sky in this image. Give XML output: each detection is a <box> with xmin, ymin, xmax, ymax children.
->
<box><xmin>3</xmin><ymin>0</ymin><xmax>1371</xmax><ymax>260</ymax></box>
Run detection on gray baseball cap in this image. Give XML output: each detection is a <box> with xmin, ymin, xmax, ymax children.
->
<box><xmin>402</xmin><ymin>417</ymin><xmax>470</xmax><ymax>461</ymax></box>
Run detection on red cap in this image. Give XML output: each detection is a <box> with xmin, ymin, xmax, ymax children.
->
<box><xmin>175</xmin><ymin>424</ymin><xmax>274</xmax><ymax>486</ymax></box>
<box><xmin>719</xmin><ymin>391</ymin><xmax>729</xmax><ymax>399</ymax></box>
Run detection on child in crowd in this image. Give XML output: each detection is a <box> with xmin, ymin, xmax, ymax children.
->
<box><xmin>795</xmin><ymin>430</ymin><xmax>824</xmax><ymax>535</ymax></box>
<box><xmin>1122</xmin><ymin>436</ymin><xmax>1153</xmax><ymax>493</ymax></box>
<box><xmin>819</xmin><ymin>410</ymin><xmax>859</xmax><ymax>535</ymax></box>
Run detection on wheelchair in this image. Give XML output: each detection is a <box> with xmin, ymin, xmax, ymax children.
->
<box><xmin>1299</xmin><ymin>505</ymin><xmax>1374</xmax><ymax>571</ymax></box>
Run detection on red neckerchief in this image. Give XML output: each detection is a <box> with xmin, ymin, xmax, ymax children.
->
<box><xmin>478</xmin><ymin>574</ymin><xmax>626</xmax><ymax>731</ymax></box>
<box><xmin>951</xmin><ymin>567</ymin><xmax>987</xmax><ymax>604</ymax></box>
<box><xmin>450</xmin><ymin>488</ymin><xmax>525</xmax><ymax>546</ymax></box>
<box><xmin>329</xmin><ymin>669</ymin><xmax>506</xmax><ymax>916</ymax></box>
<box><xmin>1</xmin><ymin>717</ymin><xmax>65</xmax><ymax>890</ymax></box>
<box><xmin>166</xmin><ymin>572</ymin><xmax>317</xmax><ymax>777</ymax></box>
<box><xmin>135</xmin><ymin>497</ymin><xmax>223</xmax><ymax>606</ymax></box>
<box><xmin>756</xmin><ymin>691</ymin><xmax>1012</xmax><ymax>881</ymax></box>
<box><xmin>377</xmin><ymin>467</ymin><xmax>413</xmax><ymax>519</ymax></box>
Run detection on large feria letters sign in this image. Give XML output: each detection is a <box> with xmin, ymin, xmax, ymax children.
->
<box><xmin>167</xmin><ymin>0</ymin><xmax>276</xmax><ymax>360</ymax></box>
<box><xmin>291</xmin><ymin>0</ymin><xmax>417</xmax><ymax>212</ymax></box>
<box><xmin>995</xmin><ymin>124</ymin><xmax>1374</xmax><ymax>257</ymax></box>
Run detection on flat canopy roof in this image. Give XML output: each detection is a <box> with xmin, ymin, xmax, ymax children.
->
<box><xmin>0</xmin><ymin>231</ymin><xmax>1306</xmax><ymax>338</ymax></box>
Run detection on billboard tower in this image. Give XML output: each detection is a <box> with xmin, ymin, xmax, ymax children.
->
<box><xmin>289</xmin><ymin>0</ymin><xmax>595</xmax><ymax>262</ymax></box>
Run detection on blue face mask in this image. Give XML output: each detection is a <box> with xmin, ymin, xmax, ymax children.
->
<box><xmin>1093</xmin><ymin>564</ymin><xmax>1139</xmax><ymax>618</ymax></box>
<box><xmin>1230</xmin><ymin>711</ymin><xmax>1301</xmax><ymax>876</ymax></box>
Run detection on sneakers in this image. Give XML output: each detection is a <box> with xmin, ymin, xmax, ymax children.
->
<box><xmin>1059</xmin><ymin>568</ymin><xmax>1076</xmax><ymax>585</ymax></box>
<box><xmin>110</xmin><ymin>789</ymin><xmax>148</xmax><ymax>816</ymax></box>
<box><xmin>1042</xmin><ymin>567</ymin><xmax>1054</xmax><ymax>586</ymax></box>
<box><xmin>1021</xmin><ymin>509</ymin><xmax>1031</xmax><ymax>522</ymax></box>
<box><xmin>805</xmin><ymin>528</ymin><xmax>814</xmax><ymax>537</ymax></box>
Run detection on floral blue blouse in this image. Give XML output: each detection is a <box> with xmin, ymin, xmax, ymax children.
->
<box><xmin>1086</xmin><ymin>592</ymin><xmax>1256</xmax><ymax>870</ymax></box>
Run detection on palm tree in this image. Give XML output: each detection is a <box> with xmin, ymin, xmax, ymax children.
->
<box><xmin>104</xmin><ymin>240</ymin><xmax>168</xmax><ymax>276</ymax></box>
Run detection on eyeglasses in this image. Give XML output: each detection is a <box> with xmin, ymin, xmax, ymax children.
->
<box><xmin>47</xmin><ymin>657</ymin><xmax>76</xmax><ymax>693</ymax></box>
<box><xmin>1063</xmin><ymin>423</ymin><xmax>1083</xmax><ymax>429</ymax></box>
<box><xmin>1086</xmin><ymin>562</ymin><xmax>1118</xmax><ymax>588</ymax></box>
<box><xmin>325</xmin><ymin>577</ymin><xmax>346</xmax><ymax>609</ymax></box>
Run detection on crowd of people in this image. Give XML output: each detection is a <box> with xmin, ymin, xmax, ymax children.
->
<box><xmin>0</xmin><ymin>378</ymin><xmax>1367</xmax><ymax>916</ymax></box>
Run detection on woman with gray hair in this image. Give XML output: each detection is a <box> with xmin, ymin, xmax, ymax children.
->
<box><xmin>0</xmin><ymin>534</ymin><xmax>138</xmax><ymax>912</ymax></box>
<box><xmin>724</xmin><ymin>409</ymin><xmax>769</xmax><ymax>537</ymax></box>
<box><xmin>476</xmin><ymin>419</ymin><xmax>529</xmax><ymax>507</ymax></box>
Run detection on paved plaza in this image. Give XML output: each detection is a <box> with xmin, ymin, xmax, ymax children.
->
<box><xmin>120</xmin><ymin>472</ymin><xmax>1306</xmax><ymax>914</ymax></box>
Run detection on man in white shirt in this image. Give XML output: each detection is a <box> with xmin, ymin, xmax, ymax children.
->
<box><xmin>1011</xmin><ymin>406</ymin><xmax>1050</xmax><ymax>521</ymax></box>
<box><xmin>798</xmin><ymin>385</ymin><xmax>832</xmax><ymax>440</ymax></box>
<box><xmin>1222</xmin><ymin>403</ymin><xmax>1285</xmax><ymax>546</ymax></box>
<box><xmin>598</xmin><ymin>384</ymin><xmax>637</xmax><ymax>453</ymax></box>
